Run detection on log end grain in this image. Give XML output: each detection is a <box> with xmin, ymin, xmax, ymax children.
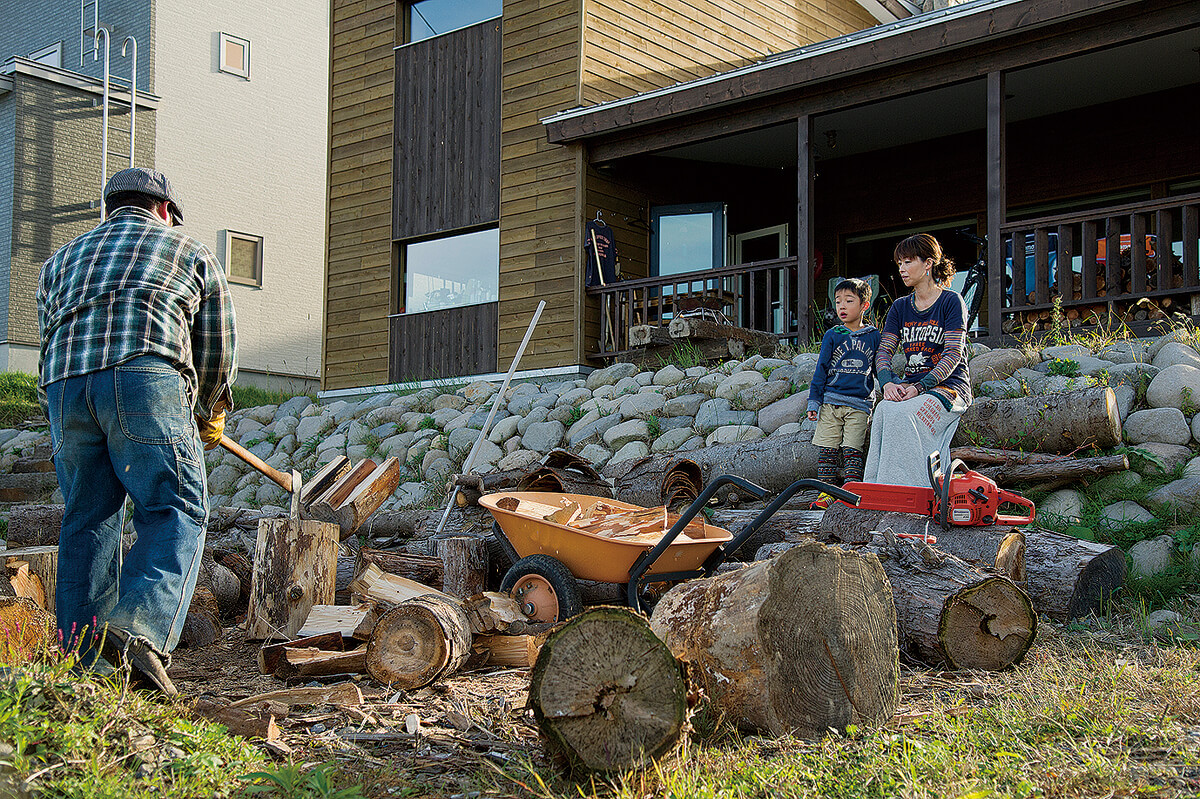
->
<box><xmin>940</xmin><ymin>577</ymin><xmax>1037</xmax><ymax>670</ymax></box>
<box><xmin>760</xmin><ymin>543</ymin><xmax>899</xmax><ymax>737</ymax></box>
<box><xmin>529</xmin><ymin>607</ymin><xmax>686</xmax><ymax>773</ymax></box>
<box><xmin>365</xmin><ymin>596</ymin><xmax>471</xmax><ymax>689</ymax></box>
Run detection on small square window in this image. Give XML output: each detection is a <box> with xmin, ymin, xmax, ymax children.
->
<box><xmin>218</xmin><ymin>32</ymin><xmax>250</xmax><ymax>79</ymax></box>
<box><xmin>224</xmin><ymin>231</ymin><xmax>262</xmax><ymax>286</ymax></box>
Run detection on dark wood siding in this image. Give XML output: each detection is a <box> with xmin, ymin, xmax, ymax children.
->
<box><xmin>393</xmin><ymin>19</ymin><xmax>501</xmax><ymax>240</ymax></box>
<box><xmin>389</xmin><ymin>302</ymin><xmax>498</xmax><ymax>381</ymax></box>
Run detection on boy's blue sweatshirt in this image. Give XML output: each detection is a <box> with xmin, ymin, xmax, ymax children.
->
<box><xmin>807</xmin><ymin>324</ymin><xmax>881</xmax><ymax>414</ymax></box>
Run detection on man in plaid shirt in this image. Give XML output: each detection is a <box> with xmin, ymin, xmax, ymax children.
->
<box><xmin>38</xmin><ymin>167</ymin><xmax>237</xmax><ymax>694</ymax></box>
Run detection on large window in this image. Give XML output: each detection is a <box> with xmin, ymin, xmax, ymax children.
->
<box><xmin>403</xmin><ymin>228</ymin><xmax>499</xmax><ymax>314</ymax></box>
<box><xmin>651</xmin><ymin>203</ymin><xmax>726</xmax><ymax>278</ymax></box>
<box><xmin>405</xmin><ymin>0</ymin><xmax>501</xmax><ymax>44</ymax></box>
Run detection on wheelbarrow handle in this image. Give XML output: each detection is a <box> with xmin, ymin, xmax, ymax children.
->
<box><xmin>625</xmin><ymin>474</ymin><xmax>767</xmax><ymax>610</ymax></box>
<box><xmin>701</xmin><ymin>478</ymin><xmax>859</xmax><ymax>573</ymax></box>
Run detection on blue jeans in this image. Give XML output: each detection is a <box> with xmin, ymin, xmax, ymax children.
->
<box><xmin>46</xmin><ymin>355</ymin><xmax>208</xmax><ymax>661</ymax></box>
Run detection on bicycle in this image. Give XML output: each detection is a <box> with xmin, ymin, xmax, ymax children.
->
<box><xmin>955</xmin><ymin>229</ymin><xmax>988</xmax><ymax>335</ymax></box>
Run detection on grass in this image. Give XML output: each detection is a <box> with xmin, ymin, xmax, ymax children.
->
<box><xmin>485</xmin><ymin>616</ymin><xmax>1200</xmax><ymax>799</ymax></box>
<box><xmin>231</xmin><ymin>384</ymin><xmax>311</xmax><ymax>411</ymax></box>
<box><xmin>0</xmin><ymin>372</ymin><xmax>44</xmax><ymax>428</ymax></box>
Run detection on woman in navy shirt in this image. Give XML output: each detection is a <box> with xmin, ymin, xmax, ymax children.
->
<box><xmin>864</xmin><ymin>233</ymin><xmax>972</xmax><ymax>487</ymax></box>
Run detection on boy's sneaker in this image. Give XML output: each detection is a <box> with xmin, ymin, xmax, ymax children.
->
<box><xmin>809</xmin><ymin>492</ymin><xmax>834</xmax><ymax>510</ymax></box>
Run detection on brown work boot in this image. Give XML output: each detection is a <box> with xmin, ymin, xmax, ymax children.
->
<box><xmin>98</xmin><ymin>627</ymin><xmax>177</xmax><ymax>696</ymax></box>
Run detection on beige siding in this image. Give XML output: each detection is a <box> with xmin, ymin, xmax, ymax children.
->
<box><xmin>323</xmin><ymin>0</ymin><xmax>396</xmax><ymax>390</ymax></box>
<box><xmin>497</xmin><ymin>0</ymin><xmax>585</xmax><ymax>369</ymax></box>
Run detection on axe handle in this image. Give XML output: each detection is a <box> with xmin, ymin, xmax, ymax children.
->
<box><xmin>219</xmin><ymin>434</ymin><xmax>293</xmax><ymax>493</ymax></box>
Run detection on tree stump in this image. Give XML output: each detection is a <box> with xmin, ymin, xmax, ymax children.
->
<box><xmin>246</xmin><ymin>518</ymin><xmax>339</xmax><ymax>640</ymax></box>
<box><xmin>528</xmin><ymin>606</ymin><xmax>686</xmax><ymax>773</ymax></box>
<box><xmin>365</xmin><ymin>594</ymin><xmax>472</xmax><ymax>689</ymax></box>
<box><xmin>649</xmin><ymin>541</ymin><xmax>898</xmax><ymax>738</ymax></box>
<box><xmin>845</xmin><ymin>532</ymin><xmax>1036</xmax><ymax>670</ymax></box>
<box><xmin>820</xmin><ymin>504</ymin><xmax>1126</xmax><ymax>620</ymax></box>
<box><xmin>2</xmin><ymin>546</ymin><xmax>57</xmax><ymax>613</ymax></box>
<box><xmin>436</xmin><ymin>536</ymin><xmax>487</xmax><ymax>598</ymax></box>
<box><xmin>953</xmin><ymin>387</ymin><xmax>1121</xmax><ymax>452</ymax></box>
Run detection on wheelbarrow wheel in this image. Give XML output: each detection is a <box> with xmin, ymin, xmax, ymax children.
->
<box><xmin>501</xmin><ymin>555</ymin><xmax>583</xmax><ymax>623</ymax></box>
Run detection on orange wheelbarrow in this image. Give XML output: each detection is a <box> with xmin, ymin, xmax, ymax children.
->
<box><xmin>480</xmin><ymin>475</ymin><xmax>860</xmax><ymax>622</ymax></box>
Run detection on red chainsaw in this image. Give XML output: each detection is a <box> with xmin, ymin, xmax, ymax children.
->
<box><xmin>841</xmin><ymin>451</ymin><xmax>1035</xmax><ymax>528</ymax></box>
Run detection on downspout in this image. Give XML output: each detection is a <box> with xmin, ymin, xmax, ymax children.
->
<box><xmin>94</xmin><ymin>27</ymin><xmax>110</xmax><ymax>218</ymax></box>
<box><xmin>122</xmin><ymin>36</ymin><xmax>136</xmax><ymax>168</ymax></box>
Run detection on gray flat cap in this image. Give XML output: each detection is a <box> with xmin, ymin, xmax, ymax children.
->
<box><xmin>104</xmin><ymin>167</ymin><xmax>184</xmax><ymax>225</ymax></box>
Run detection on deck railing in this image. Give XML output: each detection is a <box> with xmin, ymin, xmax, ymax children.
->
<box><xmin>586</xmin><ymin>256</ymin><xmax>800</xmax><ymax>357</ymax></box>
<box><xmin>999</xmin><ymin>193</ymin><xmax>1200</xmax><ymax>332</ymax></box>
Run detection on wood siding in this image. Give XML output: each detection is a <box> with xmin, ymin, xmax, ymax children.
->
<box><xmin>393</xmin><ymin>20</ymin><xmax>501</xmax><ymax>239</ymax></box>
<box><xmin>497</xmin><ymin>0</ymin><xmax>585</xmax><ymax>371</ymax></box>
<box><xmin>580</xmin><ymin>0</ymin><xmax>877</xmax><ymax>105</ymax></box>
<box><xmin>389</xmin><ymin>303</ymin><xmax>498</xmax><ymax>381</ymax></box>
<box><xmin>324</xmin><ymin>0</ymin><xmax>397</xmax><ymax>390</ymax></box>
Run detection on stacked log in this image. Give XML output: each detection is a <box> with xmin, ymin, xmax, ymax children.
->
<box><xmin>953</xmin><ymin>387</ymin><xmax>1121</xmax><ymax>453</ymax></box>
<box><xmin>820</xmin><ymin>504</ymin><xmax>1126</xmax><ymax>621</ymax></box>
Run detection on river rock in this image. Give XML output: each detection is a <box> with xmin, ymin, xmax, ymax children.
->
<box><xmin>577</xmin><ymin>443</ymin><xmax>612</xmax><ymax>468</ymax></box>
<box><xmin>757</xmin><ymin>390</ymin><xmax>809</xmax><ymax>435</ymax></box>
<box><xmin>1123</xmin><ymin>407</ymin><xmax>1191</xmax><ymax>445</ymax></box>
<box><xmin>1152</xmin><ymin>342</ymin><xmax>1200</xmax><ymax>371</ymax></box>
<box><xmin>1089</xmin><ymin>470</ymin><xmax>1142</xmax><ymax>503</ymax></box>
<box><xmin>1098</xmin><ymin>500</ymin><xmax>1155</xmax><ymax>529</ymax></box>
<box><xmin>653</xmin><ymin>365</ymin><xmax>686</xmax><ymax>386</ymax></box>
<box><xmin>706</xmin><ymin>425</ymin><xmax>764</xmax><ymax>446</ymax></box>
<box><xmin>522</xmin><ymin>421</ymin><xmax>566</xmax><ymax>453</ymax></box>
<box><xmin>567</xmin><ymin>414</ymin><xmax>621</xmax><ymax>448</ymax></box>
<box><xmin>1148</xmin><ymin>328</ymin><xmax>1195</xmax><ymax>360</ymax></box>
<box><xmin>432</xmin><ymin>393</ymin><xmax>468</xmax><ymax>412</ymax></box>
<box><xmin>1041</xmin><ymin>344</ymin><xmax>1092</xmax><ymax>361</ymax></box>
<box><xmin>586</xmin><ymin>363</ymin><xmax>639</xmax><ymax>390</ymax></box>
<box><xmin>1038</xmin><ymin>488</ymin><xmax>1084</xmax><ymax>523</ymax></box>
<box><xmin>715</xmin><ymin>370</ymin><xmax>765</xmax><ymax>400</ymax></box>
<box><xmin>497</xmin><ymin>449</ymin><xmax>540</xmax><ymax>471</ymax></box>
<box><xmin>1128</xmin><ymin>534</ymin><xmax>1175</xmax><ymax>578</ymax></box>
<box><xmin>737</xmin><ymin>380</ymin><xmax>789</xmax><ymax>411</ymax></box>
<box><xmin>969</xmin><ymin>348</ymin><xmax>1036</xmax><ymax>389</ymax></box>
<box><xmin>664</xmin><ymin>393</ymin><xmax>705</xmax><ymax>417</ymax></box>
<box><xmin>1097</xmin><ymin>340</ymin><xmax>1150</xmax><ymax>364</ymax></box>
<box><xmin>619</xmin><ymin>392</ymin><xmax>666</xmax><ymax>419</ymax></box>
<box><xmin>609</xmin><ymin>440</ymin><xmax>649</xmax><ymax>466</ymax></box>
<box><xmin>604</xmin><ymin>419</ymin><xmax>649</xmax><ymax>450</ymax></box>
<box><xmin>556</xmin><ymin>387</ymin><xmax>592</xmax><ymax>408</ymax></box>
<box><xmin>652</xmin><ymin>427</ymin><xmax>696</xmax><ymax>453</ymax></box>
<box><xmin>1146</xmin><ymin>364</ymin><xmax>1200</xmax><ymax>409</ymax></box>
<box><xmin>1113</xmin><ymin>384</ymin><xmax>1136</xmax><ymax>422</ymax></box>
<box><xmin>488</xmin><ymin>415</ymin><xmax>521</xmax><ymax>443</ymax></box>
<box><xmin>1144</xmin><ymin>477</ymin><xmax>1200</xmax><ymax>515</ymax></box>
<box><xmin>1128</xmin><ymin>443</ymin><xmax>1193</xmax><ymax>476</ymax></box>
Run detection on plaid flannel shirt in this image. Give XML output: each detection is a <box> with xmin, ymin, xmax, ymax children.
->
<box><xmin>38</xmin><ymin>207</ymin><xmax>237</xmax><ymax>419</ymax></box>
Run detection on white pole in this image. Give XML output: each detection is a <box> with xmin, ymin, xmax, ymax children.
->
<box><xmin>94</xmin><ymin>28</ymin><xmax>110</xmax><ymax>218</ymax></box>
<box><xmin>432</xmin><ymin>300</ymin><xmax>546</xmax><ymax>536</ymax></box>
<box><xmin>121</xmin><ymin>36</ymin><xmax>137</xmax><ymax>168</ymax></box>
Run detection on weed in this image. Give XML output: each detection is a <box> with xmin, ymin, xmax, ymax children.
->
<box><xmin>359</xmin><ymin>433</ymin><xmax>381</xmax><ymax>458</ymax></box>
<box><xmin>565</xmin><ymin>405</ymin><xmax>588</xmax><ymax>426</ymax></box>
<box><xmin>417</xmin><ymin>415</ymin><xmax>437</xmax><ymax>431</ymax></box>
<box><xmin>656</xmin><ymin>340</ymin><xmax>707</xmax><ymax>371</ymax></box>
<box><xmin>1180</xmin><ymin>386</ymin><xmax>1199</xmax><ymax>417</ymax></box>
<box><xmin>646</xmin><ymin>416</ymin><xmax>661</xmax><ymax>440</ymax></box>
<box><xmin>241</xmin><ymin>761</ymin><xmax>366</xmax><ymax>798</ymax></box>
<box><xmin>1046</xmin><ymin>357</ymin><xmax>1081</xmax><ymax>378</ymax></box>
<box><xmin>0</xmin><ymin>372</ymin><xmax>43</xmax><ymax>427</ymax></box>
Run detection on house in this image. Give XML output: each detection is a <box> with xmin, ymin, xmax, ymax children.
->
<box><xmin>325</xmin><ymin>0</ymin><xmax>1200</xmax><ymax>394</ymax></box>
<box><xmin>0</xmin><ymin>0</ymin><xmax>328</xmax><ymax>392</ymax></box>
<box><xmin>324</xmin><ymin>0</ymin><xmax>906</xmax><ymax>391</ymax></box>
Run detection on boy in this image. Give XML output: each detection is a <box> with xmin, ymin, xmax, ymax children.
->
<box><xmin>807</xmin><ymin>278</ymin><xmax>881</xmax><ymax>505</ymax></box>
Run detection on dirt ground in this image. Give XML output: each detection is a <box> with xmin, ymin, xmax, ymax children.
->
<box><xmin>170</xmin><ymin>624</ymin><xmax>546</xmax><ymax>797</ymax></box>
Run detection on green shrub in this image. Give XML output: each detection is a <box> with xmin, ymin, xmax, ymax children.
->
<box><xmin>0</xmin><ymin>372</ymin><xmax>43</xmax><ymax>428</ymax></box>
<box><xmin>1046</xmin><ymin>357</ymin><xmax>1081</xmax><ymax>378</ymax></box>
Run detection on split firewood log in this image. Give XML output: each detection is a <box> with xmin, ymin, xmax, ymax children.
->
<box><xmin>275</xmin><ymin>646</ymin><xmax>367</xmax><ymax>681</ymax></box>
<box><xmin>649</xmin><ymin>541</ymin><xmax>898</xmax><ymax>737</ymax></box>
<box><xmin>839</xmin><ymin>530</ymin><xmax>1036</xmax><ymax>670</ymax></box>
<box><xmin>258</xmin><ymin>632</ymin><xmax>345</xmax><ymax>674</ymax></box>
<box><xmin>436</xmin><ymin>536</ymin><xmax>488</xmax><ymax>598</ymax></box>
<box><xmin>528</xmin><ymin>607</ymin><xmax>686</xmax><ymax>772</ymax></box>
<box><xmin>0</xmin><ymin>597</ymin><xmax>56</xmax><ymax>664</ymax></box>
<box><xmin>365</xmin><ymin>594</ymin><xmax>472</xmax><ymax>689</ymax></box>
<box><xmin>953</xmin><ymin>387</ymin><xmax>1121</xmax><ymax>452</ymax></box>
<box><xmin>820</xmin><ymin>504</ymin><xmax>1125</xmax><ymax>620</ymax></box>
<box><xmin>1</xmin><ymin>557</ymin><xmax>46</xmax><ymax>609</ymax></box>
<box><xmin>355</xmin><ymin>548</ymin><xmax>444</xmax><ymax>589</ymax></box>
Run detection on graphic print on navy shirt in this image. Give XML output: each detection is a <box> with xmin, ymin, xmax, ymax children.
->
<box><xmin>885</xmin><ymin>291</ymin><xmax>968</xmax><ymax>394</ymax></box>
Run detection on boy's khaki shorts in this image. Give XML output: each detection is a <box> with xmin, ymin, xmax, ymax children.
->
<box><xmin>812</xmin><ymin>404</ymin><xmax>869</xmax><ymax>451</ymax></box>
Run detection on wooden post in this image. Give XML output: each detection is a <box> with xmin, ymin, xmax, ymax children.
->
<box><xmin>436</xmin><ymin>536</ymin><xmax>488</xmax><ymax>598</ymax></box>
<box><xmin>797</xmin><ymin>114</ymin><xmax>815</xmax><ymax>344</ymax></box>
<box><xmin>987</xmin><ymin>70</ymin><xmax>1006</xmax><ymax>339</ymax></box>
<box><xmin>246</xmin><ymin>518</ymin><xmax>339</xmax><ymax>640</ymax></box>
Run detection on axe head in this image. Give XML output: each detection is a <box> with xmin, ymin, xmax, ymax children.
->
<box><xmin>289</xmin><ymin>469</ymin><xmax>303</xmax><ymax>522</ymax></box>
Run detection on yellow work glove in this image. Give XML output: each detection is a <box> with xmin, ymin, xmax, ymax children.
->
<box><xmin>195</xmin><ymin>411</ymin><xmax>226</xmax><ymax>450</ymax></box>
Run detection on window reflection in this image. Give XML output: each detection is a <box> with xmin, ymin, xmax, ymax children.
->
<box><xmin>404</xmin><ymin>228</ymin><xmax>499</xmax><ymax>313</ymax></box>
